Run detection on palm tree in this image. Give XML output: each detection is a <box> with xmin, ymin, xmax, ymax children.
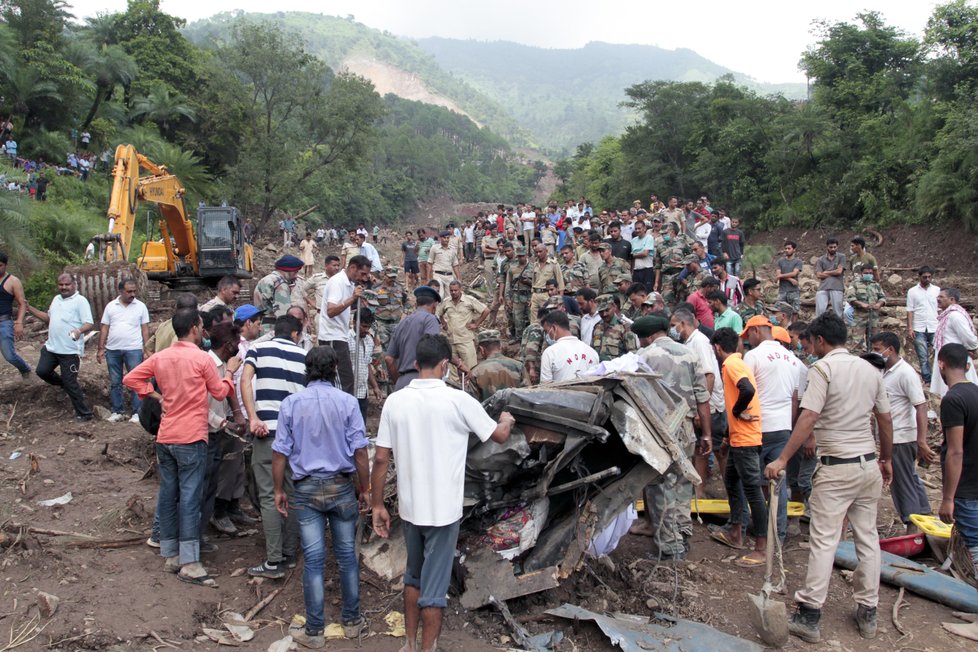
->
<box><xmin>81</xmin><ymin>44</ymin><xmax>138</xmax><ymax>129</ymax></box>
<box><xmin>0</xmin><ymin>23</ymin><xmax>16</xmax><ymax>82</ymax></box>
<box><xmin>4</xmin><ymin>67</ymin><xmax>62</xmax><ymax>126</ymax></box>
<box><xmin>0</xmin><ymin>193</ymin><xmax>34</xmax><ymax>267</ymax></box>
<box><xmin>130</xmin><ymin>87</ymin><xmax>197</xmax><ymax>138</ymax></box>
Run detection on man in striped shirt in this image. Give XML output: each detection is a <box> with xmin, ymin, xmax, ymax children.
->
<box><xmin>241</xmin><ymin>314</ymin><xmax>308</xmax><ymax>579</ymax></box>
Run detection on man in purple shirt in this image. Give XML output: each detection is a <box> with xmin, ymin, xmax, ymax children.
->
<box><xmin>272</xmin><ymin>346</ymin><xmax>369</xmax><ymax>649</ymax></box>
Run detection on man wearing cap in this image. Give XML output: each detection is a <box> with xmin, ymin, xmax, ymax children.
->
<box><xmin>386</xmin><ymin>286</ymin><xmax>453</xmax><ymax>391</ymax></box>
<box><xmin>596</xmin><ymin>242</ymin><xmax>628</xmax><ymax>295</ymax></box>
<box><xmin>654</xmin><ymin>223</ymin><xmax>690</xmax><ymax>306</ymax></box>
<box><xmin>529</xmin><ymin>241</ymin><xmax>564</xmax><ymax>327</ymax></box>
<box><xmin>374</xmin><ymin>267</ymin><xmax>407</xmax><ymax>352</ymax></box>
<box><xmin>292</xmin><ymin>255</ymin><xmax>342</xmax><ymax>328</ymax></box>
<box><xmin>614</xmin><ymin>272</ymin><xmax>634</xmax><ymax>309</ymax></box>
<box><xmin>629</xmin><ymin>315</ymin><xmax>712</xmax><ymax>559</ymax></box>
<box><xmin>507</xmin><ymin>244</ymin><xmax>533</xmax><ymax>340</ymax></box>
<box><xmin>558</xmin><ymin>245</ymin><xmax>589</xmax><ymax>295</ymax></box>
<box><xmin>642</xmin><ymin>292</ymin><xmax>667</xmax><ymax>317</ymax></box>
<box><xmin>846</xmin><ymin>262</ymin><xmax>885</xmax><ymax>350</ymax></box>
<box><xmin>765</xmin><ymin>312</ymin><xmax>893</xmax><ymax>644</ymax></box>
<box><xmin>521</xmin><ymin>296</ymin><xmax>558</xmax><ymax>384</ymax></box>
<box><xmin>437</xmin><ymin>280</ymin><xmax>489</xmax><ymax>370</ymax></box>
<box><xmin>427</xmin><ymin>231</ymin><xmax>460</xmax><ymax>298</ymax></box>
<box><xmin>320</xmin><ymin>255</ymin><xmax>372</xmax><ymax>395</ymax></box>
<box><xmin>468</xmin><ymin>330</ymin><xmax>524</xmax><ymax>401</ymax></box>
<box><xmin>481</xmin><ymin>232</ymin><xmax>499</xmax><ymax>294</ymax></box>
<box><xmin>771</xmin><ymin>301</ymin><xmax>796</xmax><ymax>330</ymax></box>
<box><xmin>623</xmin><ymin>282</ymin><xmax>648</xmax><ymax>321</ymax></box>
<box><xmin>743</xmin><ymin>315</ymin><xmax>804</xmax><ymax>543</ymax></box>
<box><xmin>254</xmin><ymin>256</ymin><xmax>303</xmax><ymax>333</ymax></box>
<box><xmin>592</xmin><ymin>295</ymin><xmax>637</xmax><ymax>361</ymax></box>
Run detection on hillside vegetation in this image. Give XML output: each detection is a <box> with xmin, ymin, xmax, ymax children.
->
<box><xmin>554</xmin><ymin>5</ymin><xmax>978</xmax><ymax>230</ymax></box>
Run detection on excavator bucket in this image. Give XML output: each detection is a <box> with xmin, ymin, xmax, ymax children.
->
<box><xmin>65</xmin><ymin>262</ymin><xmax>148</xmax><ymax>324</ymax></box>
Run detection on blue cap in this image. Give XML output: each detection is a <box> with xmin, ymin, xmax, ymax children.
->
<box><xmin>413</xmin><ymin>286</ymin><xmax>442</xmax><ymax>302</ymax></box>
<box><xmin>234</xmin><ymin>304</ymin><xmax>265</xmax><ymax>322</ymax></box>
<box><xmin>275</xmin><ymin>255</ymin><xmax>303</xmax><ymax>271</ymax></box>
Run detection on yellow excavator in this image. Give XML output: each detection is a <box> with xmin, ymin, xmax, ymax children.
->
<box><xmin>69</xmin><ymin>144</ymin><xmax>253</xmax><ymax>319</ymax></box>
<box><xmin>87</xmin><ymin>143</ymin><xmax>253</xmax><ymax>285</ymax></box>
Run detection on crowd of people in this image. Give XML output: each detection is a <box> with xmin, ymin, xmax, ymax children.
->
<box><xmin>0</xmin><ymin>190</ymin><xmax>976</xmax><ymax>649</ymax></box>
<box><xmin>2</xmin><ymin>125</ymin><xmax>109</xmax><ymax>199</ymax></box>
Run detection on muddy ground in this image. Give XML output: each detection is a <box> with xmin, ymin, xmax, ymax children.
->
<box><xmin>1</xmin><ymin>221</ymin><xmax>976</xmax><ymax>651</ymax></box>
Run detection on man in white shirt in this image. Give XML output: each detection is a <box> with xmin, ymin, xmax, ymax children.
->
<box><xmin>26</xmin><ymin>273</ymin><xmax>96</xmax><ymax>421</ymax></box>
<box><xmin>671</xmin><ymin>307</ymin><xmax>725</xmax><ymax>496</ymax></box>
<box><xmin>97</xmin><ymin>278</ymin><xmax>150</xmax><ymax>422</ymax></box>
<box><xmin>906</xmin><ymin>266</ymin><xmax>939</xmax><ymax>385</ymax></box>
<box><xmin>463</xmin><ymin>221</ymin><xmax>476</xmax><ymax>262</ymax></box>
<box><xmin>931</xmin><ymin>287</ymin><xmax>978</xmax><ymax>397</ymax></box>
<box><xmin>371</xmin><ymin>334</ymin><xmax>514</xmax><ymax>652</ymax></box>
<box><xmin>744</xmin><ymin>315</ymin><xmax>804</xmax><ymax>540</ymax></box>
<box><xmin>870</xmin><ymin>332</ymin><xmax>935</xmax><ymax>526</ymax></box>
<box><xmin>354</xmin><ymin>233</ymin><xmax>383</xmax><ymax>273</ymax></box>
<box><xmin>576</xmin><ymin>288</ymin><xmax>601</xmax><ymax>347</ymax></box>
<box><xmin>539</xmin><ymin>311</ymin><xmax>598</xmax><ymax>383</ymax></box>
<box><xmin>319</xmin><ymin>255</ymin><xmax>371</xmax><ymax>395</ymax></box>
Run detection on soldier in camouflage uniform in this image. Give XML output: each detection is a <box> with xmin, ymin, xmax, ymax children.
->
<box><xmin>467</xmin><ymin>329</ymin><xmax>525</xmax><ymax>401</ymax></box>
<box><xmin>846</xmin><ymin>261</ymin><xmax>886</xmax><ymax>350</ymax></box>
<box><xmin>676</xmin><ymin>254</ymin><xmax>707</xmax><ymax>304</ymax></box>
<box><xmin>508</xmin><ymin>244</ymin><xmax>533</xmax><ymax>342</ymax></box>
<box><xmin>622</xmin><ymin>282</ymin><xmax>649</xmax><ymax>321</ymax></box>
<box><xmin>654</xmin><ymin>223</ymin><xmax>690</xmax><ymax>307</ymax></box>
<box><xmin>519</xmin><ymin>296</ymin><xmax>561</xmax><ymax>384</ymax></box>
<box><xmin>591</xmin><ymin>294</ymin><xmax>638</xmax><ymax>361</ymax></box>
<box><xmin>253</xmin><ymin>255</ymin><xmax>303</xmax><ymax>334</ymax></box>
<box><xmin>630</xmin><ymin>314</ymin><xmax>712</xmax><ymax>560</ymax></box>
<box><xmin>737</xmin><ymin>278</ymin><xmax>767</xmax><ymax>322</ymax></box>
<box><xmin>559</xmin><ymin>244</ymin><xmax>590</xmax><ymax>295</ymax></box>
<box><xmin>597</xmin><ymin>243</ymin><xmax>629</xmax><ymax>294</ymax></box>
<box><xmin>373</xmin><ymin>267</ymin><xmax>407</xmax><ymax>350</ymax></box>
<box><xmin>489</xmin><ymin>240</ymin><xmax>515</xmax><ymax>332</ymax></box>
<box><xmin>614</xmin><ymin>272</ymin><xmax>633</xmax><ymax>311</ymax></box>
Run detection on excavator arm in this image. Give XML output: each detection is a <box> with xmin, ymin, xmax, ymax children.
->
<box><xmin>94</xmin><ymin>144</ymin><xmax>198</xmax><ymax>276</ymax></box>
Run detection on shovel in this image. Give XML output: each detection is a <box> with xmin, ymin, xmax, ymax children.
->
<box><xmin>748</xmin><ymin>473</ymin><xmax>789</xmax><ymax>647</ymax></box>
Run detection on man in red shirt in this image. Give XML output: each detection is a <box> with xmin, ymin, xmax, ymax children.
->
<box><xmin>124</xmin><ymin>308</ymin><xmax>238</xmax><ymax>587</ymax></box>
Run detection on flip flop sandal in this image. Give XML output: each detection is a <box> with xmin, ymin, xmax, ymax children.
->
<box><xmin>734</xmin><ymin>555</ymin><xmax>765</xmax><ymax>568</ymax></box>
<box><xmin>177</xmin><ymin>573</ymin><xmax>218</xmax><ymax>588</ymax></box>
<box><xmin>710</xmin><ymin>530</ymin><xmax>745</xmax><ymax>549</ymax></box>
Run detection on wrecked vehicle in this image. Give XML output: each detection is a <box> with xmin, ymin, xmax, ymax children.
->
<box><xmin>362</xmin><ymin>372</ymin><xmax>699</xmax><ymax>608</ymax></box>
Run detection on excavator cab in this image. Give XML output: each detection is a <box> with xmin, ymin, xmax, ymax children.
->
<box><xmin>196</xmin><ymin>206</ymin><xmax>252</xmax><ymax>281</ymax></box>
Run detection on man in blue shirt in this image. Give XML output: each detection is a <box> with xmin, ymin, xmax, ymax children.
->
<box><xmin>26</xmin><ymin>273</ymin><xmax>96</xmax><ymax>420</ymax></box>
<box><xmin>273</xmin><ymin>346</ymin><xmax>369</xmax><ymax>649</ymax></box>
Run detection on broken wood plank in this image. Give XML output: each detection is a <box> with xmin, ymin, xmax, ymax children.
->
<box><xmin>459</xmin><ymin>547</ymin><xmax>559</xmax><ymax>609</ymax></box>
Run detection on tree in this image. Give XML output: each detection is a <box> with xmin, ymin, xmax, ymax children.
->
<box><xmin>0</xmin><ymin>0</ymin><xmax>71</xmax><ymax>49</ymax></box>
<box><xmin>219</xmin><ymin>21</ymin><xmax>384</xmax><ymax>226</ymax></box>
<box><xmin>130</xmin><ymin>86</ymin><xmax>196</xmax><ymax>137</ymax></box>
<box><xmin>81</xmin><ymin>44</ymin><xmax>139</xmax><ymax>129</ymax></box>
<box><xmin>925</xmin><ymin>0</ymin><xmax>978</xmax><ymax>99</ymax></box>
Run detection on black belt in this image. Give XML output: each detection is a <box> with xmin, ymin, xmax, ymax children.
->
<box><xmin>664</xmin><ymin>268</ymin><xmax>682</xmax><ymax>274</ymax></box>
<box><xmin>819</xmin><ymin>453</ymin><xmax>875</xmax><ymax>466</ymax></box>
<box><xmin>434</xmin><ymin>271</ymin><xmax>453</xmax><ymax>275</ymax></box>
<box><xmin>296</xmin><ymin>471</ymin><xmax>354</xmax><ymax>484</ymax></box>
<box><xmin>0</xmin><ymin>314</ymin><xmax>10</xmax><ymax>322</ymax></box>
<box><xmin>532</xmin><ymin>288</ymin><xmax>548</xmax><ymax>293</ymax></box>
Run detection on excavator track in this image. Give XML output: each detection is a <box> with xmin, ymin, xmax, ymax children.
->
<box><xmin>65</xmin><ymin>262</ymin><xmax>148</xmax><ymax>324</ymax></box>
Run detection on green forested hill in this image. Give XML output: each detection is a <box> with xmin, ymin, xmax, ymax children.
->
<box><xmin>182</xmin><ymin>12</ymin><xmax>527</xmax><ymax>145</ymax></box>
<box><xmin>416</xmin><ymin>38</ymin><xmax>807</xmax><ymax>155</ymax></box>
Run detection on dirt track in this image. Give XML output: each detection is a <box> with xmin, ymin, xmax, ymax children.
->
<box><xmin>1</xmin><ymin>223</ymin><xmax>976</xmax><ymax>650</ymax></box>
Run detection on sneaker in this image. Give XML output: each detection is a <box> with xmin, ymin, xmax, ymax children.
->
<box><xmin>146</xmin><ymin>536</ymin><xmax>160</xmax><ymax>548</ymax></box>
<box><xmin>106</xmin><ymin>412</ymin><xmax>125</xmax><ymax>423</ymax></box>
<box><xmin>129</xmin><ymin>414</ymin><xmax>140</xmax><ymax>424</ymax></box>
<box><xmin>342</xmin><ymin>617</ymin><xmax>366</xmax><ymax>639</ymax></box>
<box><xmin>210</xmin><ymin>515</ymin><xmax>238</xmax><ymax>535</ymax></box>
<box><xmin>788</xmin><ymin>604</ymin><xmax>821</xmax><ymax>644</ymax></box>
<box><xmin>248</xmin><ymin>560</ymin><xmax>285</xmax><ymax>579</ymax></box>
<box><xmin>855</xmin><ymin>604</ymin><xmax>878</xmax><ymax>639</ymax></box>
<box><xmin>289</xmin><ymin>624</ymin><xmax>325</xmax><ymax>649</ymax></box>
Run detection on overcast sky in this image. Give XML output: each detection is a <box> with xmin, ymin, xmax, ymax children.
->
<box><xmin>66</xmin><ymin>0</ymin><xmax>939</xmax><ymax>83</ymax></box>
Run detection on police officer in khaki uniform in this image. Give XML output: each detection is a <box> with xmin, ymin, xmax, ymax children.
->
<box><xmin>528</xmin><ymin>241</ymin><xmax>564</xmax><ymax>327</ymax></box>
<box><xmin>427</xmin><ymin>230</ymin><xmax>461</xmax><ymax>298</ymax></box>
<box><xmin>765</xmin><ymin>312</ymin><xmax>893</xmax><ymax>644</ymax></box>
<box><xmin>437</xmin><ymin>279</ymin><xmax>489</xmax><ymax>369</ymax></box>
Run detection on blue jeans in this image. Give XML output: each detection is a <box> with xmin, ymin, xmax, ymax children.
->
<box><xmin>955</xmin><ymin>498</ymin><xmax>978</xmax><ymax>579</ymax></box>
<box><xmin>106</xmin><ymin>348</ymin><xmax>143</xmax><ymax>414</ymax></box>
<box><xmin>294</xmin><ymin>477</ymin><xmax>361</xmax><ymax>631</ymax></box>
<box><xmin>0</xmin><ymin>320</ymin><xmax>30</xmax><ymax>373</ymax></box>
<box><xmin>156</xmin><ymin>441</ymin><xmax>208</xmax><ymax>565</ymax></box>
<box><xmin>725</xmin><ymin>260</ymin><xmax>742</xmax><ymax>277</ymax></box>
<box><xmin>760</xmin><ymin>430</ymin><xmax>790</xmax><ymax>541</ymax></box>
<box><xmin>913</xmin><ymin>331</ymin><xmax>934</xmax><ymax>383</ymax></box>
